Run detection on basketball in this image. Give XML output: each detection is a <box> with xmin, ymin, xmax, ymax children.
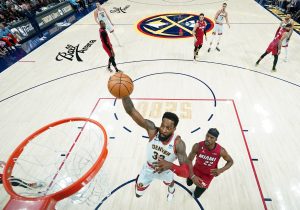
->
<box><xmin>107</xmin><ymin>72</ymin><xmax>134</xmax><ymax>98</ymax></box>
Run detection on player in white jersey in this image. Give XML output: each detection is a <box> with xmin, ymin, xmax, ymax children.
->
<box><xmin>122</xmin><ymin>96</ymin><xmax>198</xmax><ymax>201</ymax></box>
<box><xmin>94</xmin><ymin>2</ymin><xmax>121</xmax><ymax>46</ymax></box>
<box><xmin>208</xmin><ymin>2</ymin><xmax>230</xmax><ymax>52</ymax></box>
<box><xmin>276</xmin><ymin>13</ymin><xmax>294</xmax><ymax>62</ymax></box>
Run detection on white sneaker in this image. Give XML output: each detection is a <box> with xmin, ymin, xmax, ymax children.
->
<box><xmin>167</xmin><ymin>192</ymin><xmax>174</xmax><ymax>201</ymax></box>
<box><xmin>167</xmin><ymin>188</ymin><xmax>175</xmax><ymax>201</ymax></box>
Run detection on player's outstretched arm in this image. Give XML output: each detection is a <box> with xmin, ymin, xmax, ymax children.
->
<box><xmin>93</xmin><ymin>10</ymin><xmax>99</xmax><ymax>25</ymax></box>
<box><xmin>104</xmin><ymin>8</ymin><xmax>113</xmax><ymax>25</ymax></box>
<box><xmin>187</xmin><ymin>143</ymin><xmax>206</xmax><ymax>187</ymax></box>
<box><xmin>225</xmin><ymin>13</ymin><xmax>230</xmax><ymax>28</ymax></box>
<box><xmin>187</xmin><ymin>143</ymin><xmax>198</xmax><ymax>162</ymax></box>
<box><xmin>288</xmin><ymin>21</ymin><xmax>294</xmax><ymax>39</ymax></box>
<box><xmin>192</xmin><ymin>23</ymin><xmax>198</xmax><ymax>39</ymax></box>
<box><xmin>122</xmin><ymin>96</ymin><xmax>156</xmax><ymax>133</ymax></box>
<box><xmin>210</xmin><ymin>148</ymin><xmax>233</xmax><ymax>176</ymax></box>
<box><xmin>214</xmin><ymin>10</ymin><xmax>220</xmax><ymax>22</ymax></box>
<box><xmin>187</xmin><ymin>143</ymin><xmax>198</xmax><ymax>176</ymax></box>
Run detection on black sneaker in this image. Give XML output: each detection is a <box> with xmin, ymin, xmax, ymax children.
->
<box><xmin>216</xmin><ymin>47</ymin><xmax>220</xmax><ymax>51</ymax></box>
<box><xmin>207</xmin><ymin>48</ymin><xmax>211</xmax><ymax>53</ymax></box>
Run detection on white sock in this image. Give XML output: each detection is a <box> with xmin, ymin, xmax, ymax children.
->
<box><xmin>168</xmin><ymin>185</ymin><xmax>175</xmax><ymax>194</ymax></box>
<box><xmin>284</xmin><ymin>47</ymin><xmax>288</xmax><ymax>59</ymax></box>
<box><xmin>216</xmin><ymin>35</ymin><xmax>222</xmax><ymax>47</ymax></box>
<box><xmin>209</xmin><ymin>35</ymin><xmax>215</xmax><ymax>48</ymax></box>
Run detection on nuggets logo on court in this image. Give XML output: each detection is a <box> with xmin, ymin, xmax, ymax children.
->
<box><xmin>137</xmin><ymin>13</ymin><xmax>214</xmax><ymax>38</ymax></box>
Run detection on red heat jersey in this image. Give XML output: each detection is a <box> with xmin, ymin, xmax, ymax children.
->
<box><xmin>267</xmin><ymin>28</ymin><xmax>286</xmax><ymax>54</ymax></box>
<box><xmin>99</xmin><ymin>28</ymin><xmax>113</xmax><ymax>57</ymax></box>
<box><xmin>99</xmin><ymin>28</ymin><xmax>112</xmax><ymax>46</ymax></box>
<box><xmin>195</xmin><ymin>20</ymin><xmax>206</xmax><ymax>39</ymax></box>
<box><xmin>193</xmin><ymin>141</ymin><xmax>221</xmax><ymax>187</ymax></box>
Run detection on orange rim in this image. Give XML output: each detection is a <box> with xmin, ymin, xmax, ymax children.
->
<box><xmin>3</xmin><ymin>117</ymin><xmax>108</xmax><ymax>202</ymax></box>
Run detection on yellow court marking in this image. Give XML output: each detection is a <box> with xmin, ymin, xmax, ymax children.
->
<box><xmin>158</xmin><ymin>15</ymin><xmax>194</xmax><ymax>34</ymax></box>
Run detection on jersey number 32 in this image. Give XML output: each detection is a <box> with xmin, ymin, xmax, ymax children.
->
<box><xmin>152</xmin><ymin>151</ymin><xmax>165</xmax><ymax>160</ymax></box>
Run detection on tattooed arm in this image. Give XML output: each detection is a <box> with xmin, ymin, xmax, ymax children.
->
<box><xmin>153</xmin><ymin>137</ymin><xmax>190</xmax><ymax>178</ymax></box>
<box><xmin>122</xmin><ymin>96</ymin><xmax>157</xmax><ymax>134</ymax></box>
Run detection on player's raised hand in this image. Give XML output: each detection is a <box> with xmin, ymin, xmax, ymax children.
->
<box><xmin>191</xmin><ymin>175</ymin><xmax>206</xmax><ymax>188</ymax></box>
<box><xmin>210</xmin><ymin>168</ymin><xmax>223</xmax><ymax>176</ymax></box>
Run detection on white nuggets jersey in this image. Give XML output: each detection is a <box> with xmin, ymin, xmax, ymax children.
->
<box><xmin>216</xmin><ymin>11</ymin><xmax>226</xmax><ymax>24</ymax></box>
<box><xmin>98</xmin><ymin>9</ymin><xmax>114</xmax><ymax>32</ymax></box>
<box><xmin>281</xmin><ymin>19</ymin><xmax>293</xmax><ymax>47</ymax></box>
<box><xmin>147</xmin><ymin>132</ymin><xmax>177</xmax><ymax>164</ymax></box>
<box><xmin>281</xmin><ymin>19</ymin><xmax>293</xmax><ymax>28</ymax></box>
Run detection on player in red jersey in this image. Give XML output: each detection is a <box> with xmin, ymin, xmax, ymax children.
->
<box><xmin>192</xmin><ymin>13</ymin><xmax>207</xmax><ymax>60</ymax></box>
<box><xmin>255</xmin><ymin>23</ymin><xmax>292</xmax><ymax>72</ymax></box>
<box><xmin>99</xmin><ymin>20</ymin><xmax>120</xmax><ymax>73</ymax></box>
<box><xmin>187</xmin><ymin>128</ymin><xmax>233</xmax><ymax>198</ymax></box>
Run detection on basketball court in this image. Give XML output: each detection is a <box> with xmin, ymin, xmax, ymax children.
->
<box><xmin>0</xmin><ymin>0</ymin><xmax>300</xmax><ymax>209</ymax></box>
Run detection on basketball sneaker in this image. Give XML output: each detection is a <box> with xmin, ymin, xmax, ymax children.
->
<box><xmin>216</xmin><ymin>47</ymin><xmax>221</xmax><ymax>51</ymax></box>
<box><xmin>167</xmin><ymin>187</ymin><xmax>175</xmax><ymax>201</ymax></box>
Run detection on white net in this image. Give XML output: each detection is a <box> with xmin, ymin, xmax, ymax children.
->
<box><xmin>7</xmin><ymin>119</ymin><xmax>109</xmax><ymax>208</ymax></box>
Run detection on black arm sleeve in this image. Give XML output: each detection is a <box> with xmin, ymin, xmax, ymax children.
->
<box><xmin>100</xmin><ymin>31</ymin><xmax>112</xmax><ymax>51</ymax></box>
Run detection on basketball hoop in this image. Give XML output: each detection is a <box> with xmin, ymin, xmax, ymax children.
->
<box><xmin>2</xmin><ymin>117</ymin><xmax>108</xmax><ymax>210</ymax></box>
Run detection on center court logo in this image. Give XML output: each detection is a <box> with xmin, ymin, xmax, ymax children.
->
<box><xmin>137</xmin><ymin>13</ymin><xmax>214</xmax><ymax>38</ymax></box>
<box><xmin>56</xmin><ymin>40</ymin><xmax>96</xmax><ymax>62</ymax></box>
